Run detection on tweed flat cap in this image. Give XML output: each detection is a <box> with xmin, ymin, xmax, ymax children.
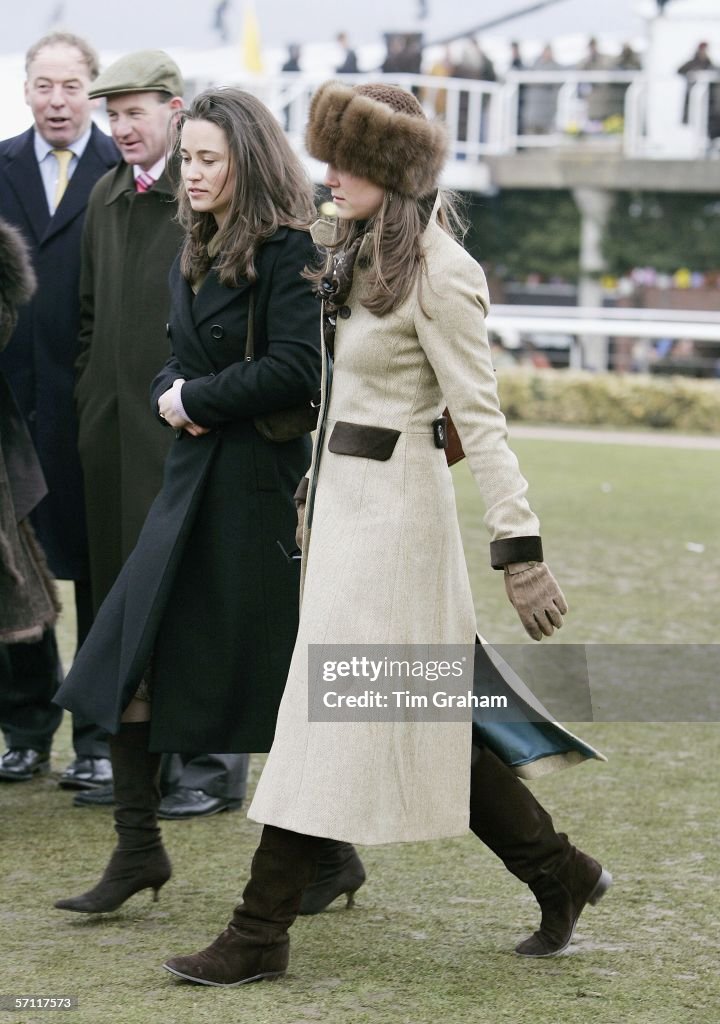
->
<box><xmin>89</xmin><ymin>50</ymin><xmax>183</xmax><ymax>100</ymax></box>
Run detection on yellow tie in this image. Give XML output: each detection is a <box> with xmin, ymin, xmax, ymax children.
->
<box><xmin>51</xmin><ymin>149</ymin><xmax>73</xmax><ymax>210</ymax></box>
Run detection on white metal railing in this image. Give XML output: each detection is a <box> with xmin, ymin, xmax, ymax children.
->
<box><xmin>686</xmin><ymin>71</ymin><xmax>720</xmax><ymax>155</ymax></box>
<box><xmin>489</xmin><ymin>305</ymin><xmax>720</xmax><ymax>342</ymax></box>
<box><xmin>487</xmin><ymin>305</ymin><xmax>720</xmax><ymax>373</ymax></box>
<box><xmin>187</xmin><ymin>69</ymin><xmax>720</xmax><ymax>170</ymax></box>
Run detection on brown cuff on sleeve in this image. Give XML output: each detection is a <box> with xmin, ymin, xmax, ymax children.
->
<box><xmin>294</xmin><ymin>476</ymin><xmax>310</xmax><ymax>506</ymax></box>
<box><xmin>490</xmin><ymin>536</ymin><xmax>544</xmax><ymax>570</ymax></box>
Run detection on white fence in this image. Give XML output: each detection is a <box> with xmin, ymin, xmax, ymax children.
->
<box><xmin>487</xmin><ymin>305</ymin><xmax>720</xmax><ymax>373</ymax></box>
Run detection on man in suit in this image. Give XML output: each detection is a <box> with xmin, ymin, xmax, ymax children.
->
<box><xmin>0</xmin><ymin>32</ymin><xmax>118</xmax><ymax>787</ymax></box>
<box><xmin>71</xmin><ymin>50</ymin><xmax>248</xmax><ymax>818</ymax></box>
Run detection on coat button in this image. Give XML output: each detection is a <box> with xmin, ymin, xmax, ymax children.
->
<box><xmin>165</xmin><ymin>323</ymin><xmax>171</xmax><ymax>338</ymax></box>
<box><xmin>339</xmin><ymin>305</ymin><xmax>351</xmax><ymax>319</ymax></box>
<box><xmin>210</xmin><ymin>324</ymin><xmax>224</xmax><ymax>339</ymax></box>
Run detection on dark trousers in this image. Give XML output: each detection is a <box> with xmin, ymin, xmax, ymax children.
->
<box><xmin>0</xmin><ymin>580</ymin><xmax>108</xmax><ymax>757</ymax></box>
<box><xmin>160</xmin><ymin>752</ymin><xmax>249</xmax><ymax>801</ymax></box>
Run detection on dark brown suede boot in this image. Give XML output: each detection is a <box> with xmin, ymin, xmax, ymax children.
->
<box><xmin>469</xmin><ymin>743</ymin><xmax>611</xmax><ymax>956</ymax></box>
<box><xmin>514</xmin><ymin>848</ymin><xmax>612</xmax><ymax>957</ymax></box>
<box><xmin>54</xmin><ymin>722</ymin><xmax>171</xmax><ymax>913</ymax></box>
<box><xmin>299</xmin><ymin>841</ymin><xmax>366</xmax><ymax>914</ymax></box>
<box><xmin>163</xmin><ymin>825</ymin><xmax>323</xmax><ymax>986</ymax></box>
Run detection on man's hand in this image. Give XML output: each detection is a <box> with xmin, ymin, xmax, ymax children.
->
<box><xmin>504</xmin><ymin>561</ymin><xmax>568</xmax><ymax>641</ymax></box>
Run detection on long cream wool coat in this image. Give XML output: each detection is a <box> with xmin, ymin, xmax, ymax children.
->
<box><xmin>248</xmin><ymin>208</ymin><xmax>545</xmax><ymax>844</ymax></box>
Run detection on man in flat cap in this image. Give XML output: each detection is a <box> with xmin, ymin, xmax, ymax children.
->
<box><xmin>73</xmin><ymin>50</ymin><xmax>249</xmax><ymax>818</ymax></box>
<box><xmin>0</xmin><ymin>32</ymin><xmax>118</xmax><ymax>789</ymax></box>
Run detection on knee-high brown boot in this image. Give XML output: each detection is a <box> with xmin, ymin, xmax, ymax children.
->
<box><xmin>163</xmin><ymin>825</ymin><xmax>323</xmax><ymax>986</ymax></box>
<box><xmin>54</xmin><ymin>721</ymin><xmax>171</xmax><ymax>913</ymax></box>
<box><xmin>469</xmin><ymin>743</ymin><xmax>611</xmax><ymax>956</ymax></box>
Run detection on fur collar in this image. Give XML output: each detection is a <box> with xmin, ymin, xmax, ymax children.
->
<box><xmin>0</xmin><ymin>218</ymin><xmax>36</xmax><ymax>348</ymax></box>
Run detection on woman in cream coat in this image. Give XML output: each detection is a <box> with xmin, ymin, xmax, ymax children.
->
<box><xmin>163</xmin><ymin>82</ymin><xmax>610</xmax><ymax>989</ymax></box>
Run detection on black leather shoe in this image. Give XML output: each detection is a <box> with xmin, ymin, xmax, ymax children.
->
<box><xmin>73</xmin><ymin>783</ymin><xmax>116</xmax><ymax>807</ymax></box>
<box><xmin>157</xmin><ymin>787</ymin><xmax>243</xmax><ymax>820</ymax></box>
<box><xmin>59</xmin><ymin>757</ymin><xmax>113</xmax><ymax>790</ymax></box>
<box><xmin>0</xmin><ymin>748</ymin><xmax>50</xmax><ymax>781</ymax></box>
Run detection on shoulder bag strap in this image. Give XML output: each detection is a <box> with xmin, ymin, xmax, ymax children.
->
<box><xmin>244</xmin><ymin>289</ymin><xmax>255</xmax><ymax>362</ymax></box>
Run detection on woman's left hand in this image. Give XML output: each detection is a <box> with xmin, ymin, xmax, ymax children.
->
<box><xmin>504</xmin><ymin>561</ymin><xmax>568</xmax><ymax>641</ymax></box>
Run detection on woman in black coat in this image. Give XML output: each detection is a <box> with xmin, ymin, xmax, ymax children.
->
<box><xmin>53</xmin><ymin>88</ymin><xmax>322</xmax><ymax>913</ymax></box>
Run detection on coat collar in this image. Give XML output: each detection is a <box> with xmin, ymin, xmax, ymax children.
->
<box><xmin>1</xmin><ymin>129</ymin><xmax>50</xmax><ymax>243</ymax></box>
<box><xmin>105</xmin><ymin>157</ymin><xmax>177</xmax><ymax>206</ymax></box>
<box><xmin>1</xmin><ymin>126</ymin><xmax>119</xmax><ymax>246</ymax></box>
<box><xmin>310</xmin><ymin>217</ymin><xmax>337</xmax><ymax>248</ymax></box>
<box><xmin>310</xmin><ymin>192</ymin><xmax>441</xmax><ymax>264</ymax></box>
<box><xmin>187</xmin><ymin>225</ymin><xmax>291</xmax><ymax>324</ymax></box>
<box><xmin>42</xmin><ymin>124</ymin><xmax>118</xmax><ymax>245</ymax></box>
<box><xmin>191</xmin><ymin>268</ymin><xmax>249</xmax><ymax>323</ymax></box>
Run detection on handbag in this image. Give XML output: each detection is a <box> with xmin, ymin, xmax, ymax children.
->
<box><xmin>245</xmin><ymin>290</ymin><xmax>320</xmax><ymax>443</ymax></box>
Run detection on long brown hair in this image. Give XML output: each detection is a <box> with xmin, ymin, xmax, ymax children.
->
<box><xmin>307</xmin><ymin>189</ymin><xmax>465</xmax><ymax>317</ymax></box>
<box><xmin>172</xmin><ymin>88</ymin><xmax>316</xmax><ymax>287</ymax></box>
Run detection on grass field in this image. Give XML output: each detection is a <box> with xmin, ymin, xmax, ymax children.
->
<box><xmin>2</xmin><ymin>436</ymin><xmax>718</xmax><ymax>1024</ymax></box>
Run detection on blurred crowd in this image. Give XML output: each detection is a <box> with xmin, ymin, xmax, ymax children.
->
<box><xmin>279</xmin><ymin>33</ymin><xmax>719</xmax><ymax>141</ymax></box>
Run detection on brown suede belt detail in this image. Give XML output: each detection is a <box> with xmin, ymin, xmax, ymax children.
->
<box><xmin>328</xmin><ymin>421</ymin><xmax>401</xmax><ymax>461</ymax></box>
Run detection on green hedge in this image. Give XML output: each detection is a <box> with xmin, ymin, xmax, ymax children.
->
<box><xmin>497</xmin><ymin>370</ymin><xmax>720</xmax><ymax>433</ymax></box>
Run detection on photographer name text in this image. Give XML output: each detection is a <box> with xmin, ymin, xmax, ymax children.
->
<box><xmin>322</xmin><ymin>690</ymin><xmax>507</xmax><ymax>709</ymax></box>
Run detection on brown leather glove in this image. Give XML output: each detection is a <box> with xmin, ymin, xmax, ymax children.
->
<box><xmin>294</xmin><ymin>477</ymin><xmax>309</xmax><ymax>550</ymax></box>
<box><xmin>504</xmin><ymin>561</ymin><xmax>568</xmax><ymax>641</ymax></box>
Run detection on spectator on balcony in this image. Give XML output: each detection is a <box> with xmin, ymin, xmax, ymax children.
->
<box><xmin>508</xmin><ymin>41</ymin><xmax>527</xmax><ymax>135</ymax></box>
<box><xmin>423</xmin><ymin>45</ymin><xmax>454</xmax><ymax>118</ymax></box>
<box><xmin>281</xmin><ymin>45</ymin><xmax>302</xmax><ymax>130</ymax></box>
<box><xmin>522</xmin><ymin>44</ymin><xmax>563</xmax><ymax>135</ymax></box>
<box><xmin>577</xmin><ymin>36</ymin><xmax>612</xmax><ymax>126</ymax></box>
<box><xmin>605</xmin><ymin>43</ymin><xmax>642</xmax><ymax>123</ymax></box>
<box><xmin>381</xmin><ymin>34</ymin><xmax>422</xmax><ymax>75</ymax></box>
<box><xmin>335</xmin><ymin>32</ymin><xmax>359</xmax><ymax>75</ymax></box>
<box><xmin>678</xmin><ymin>42</ymin><xmax>719</xmax><ymax>139</ymax></box>
<box><xmin>281</xmin><ymin>44</ymin><xmax>301</xmax><ymax>73</ymax></box>
<box><xmin>509</xmin><ymin>41</ymin><xmax>525</xmax><ymax>71</ymax></box>
<box><xmin>453</xmin><ymin>37</ymin><xmax>496</xmax><ymax>147</ymax></box>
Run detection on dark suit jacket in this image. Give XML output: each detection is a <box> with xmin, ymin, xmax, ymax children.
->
<box><xmin>0</xmin><ymin>124</ymin><xmax>119</xmax><ymax>579</ymax></box>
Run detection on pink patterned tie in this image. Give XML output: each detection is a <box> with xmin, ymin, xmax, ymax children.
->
<box><xmin>135</xmin><ymin>170</ymin><xmax>154</xmax><ymax>193</ymax></box>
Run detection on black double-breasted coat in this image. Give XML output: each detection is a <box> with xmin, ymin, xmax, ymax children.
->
<box><xmin>55</xmin><ymin>227</ymin><xmax>322</xmax><ymax>753</ymax></box>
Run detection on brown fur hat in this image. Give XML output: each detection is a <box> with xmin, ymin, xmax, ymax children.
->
<box><xmin>305</xmin><ymin>81</ymin><xmax>447</xmax><ymax>197</ymax></box>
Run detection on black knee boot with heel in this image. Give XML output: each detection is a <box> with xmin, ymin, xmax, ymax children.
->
<box><xmin>298</xmin><ymin>839</ymin><xmax>366</xmax><ymax>914</ymax></box>
<box><xmin>469</xmin><ymin>742</ymin><xmax>611</xmax><ymax>956</ymax></box>
<box><xmin>54</xmin><ymin>721</ymin><xmax>171</xmax><ymax>913</ymax></box>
